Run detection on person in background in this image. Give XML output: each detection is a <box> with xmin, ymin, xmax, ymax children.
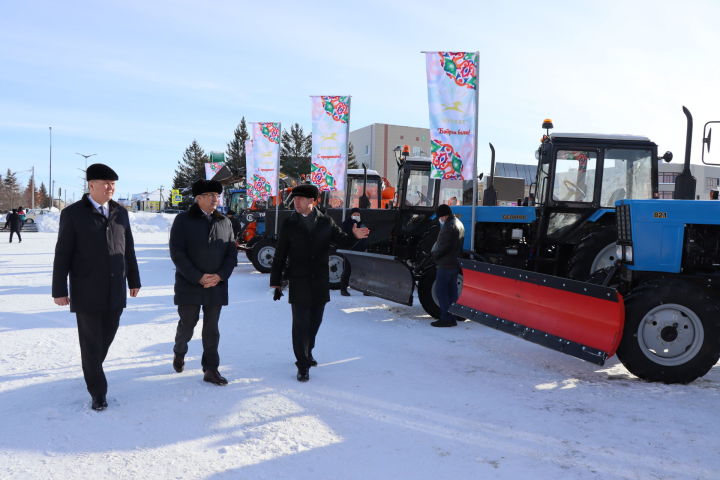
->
<box><xmin>17</xmin><ymin>206</ymin><xmax>26</xmax><ymax>228</ymax></box>
<box><xmin>430</xmin><ymin>204</ymin><xmax>465</xmax><ymax>328</ymax></box>
<box><xmin>226</xmin><ymin>210</ymin><xmax>242</xmax><ymax>241</ymax></box>
<box><xmin>270</xmin><ymin>184</ymin><xmax>369</xmax><ymax>382</ymax></box>
<box><xmin>169</xmin><ymin>179</ymin><xmax>237</xmax><ymax>386</ymax></box>
<box><xmin>709</xmin><ymin>190</ymin><xmax>718</xmax><ymax>200</ymax></box>
<box><xmin>7</xmin><ymin>209</ymin><xmax>21</xmax><ymax>242</ymax></box>
<box><xmin>339</xmin><ymin>207</ymin><xmax>368</xmax><ymax>296</ymax></box>
<box><xmin>52</xmin><ymin>164</ymin><xmax>141</xmax><ymax>411</ymax></box>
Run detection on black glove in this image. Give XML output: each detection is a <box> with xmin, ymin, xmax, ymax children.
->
<box><xmin>273</xmin><ymin>288</ymin><xmax>284</xmax><ymax>301</ymax></box>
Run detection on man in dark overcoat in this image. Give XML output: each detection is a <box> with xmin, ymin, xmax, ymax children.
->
<box><xmin>339</xmin><ymin>207</ymin><xmax>369</xmax><ymax>296</ymax></box>
<box><xmin>169</xmin><ymin>179</ymin><xmax>237</xmax><ymax>385</ymax></box>
<box><xmin>52</xmin><ymin>163</ymin><xmax>141</xmax><ymax>411</ymax></box>
<box><xmin>430</xmin><ymin>204</ymin><xmax>465</xmax><ymax>328</ymax></box>
<box><xmin>270</xmin><ymin>184</ymin><xmax>369</xmax><ymax>382</ymax></box>
<box><xmin>7</xmin><ymin>209</ymin><xmax>22</xmax><ymax>243</ymax></box>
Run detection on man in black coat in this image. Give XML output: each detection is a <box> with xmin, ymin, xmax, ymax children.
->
<box><xmin>430</xmin><ymin>204</ymin><xmax>465</xmax><ymax>328</ymax></box>
<box><xmin>52</xmin><ymin>163</ymin><xmax>141</xmax><ymax>411</ymax></box>
<box><xmin>270</xmin><ymin>184</ymin><xmax>369</xmax><ymax>382</ymax></box>
<box><xmin>7</xmin><ymin>209</ymin><xmax>22</xmax><ymax>243</ymax></box>
<box><xmin>169</xmin><ymin>179</ymin><xmax>237</xmax><ymax>385</ymax></box>
<box><xmin>339</xmin><ymin>207</ymin><xmax>369</xmax><ymax>296</ymax></box>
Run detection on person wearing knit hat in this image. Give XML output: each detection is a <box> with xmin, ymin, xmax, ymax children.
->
<box><xmin>270</xmin><ymin>183</ymin><xmax>370</xmax><ymax>382</ymax></box>
<box><xmin>169</xmin><ymin>178</ymin><xmax>237</xmax><ymax>386</ymax></box>
<box><xmin>430</xmin><ymin>204</ymin><xmax>465</xmax><ymax>328</ymax></box>
<box><xmin>53</xmin><ymin>163</ymin><xmax>141</xmax><ymax>411</ymax></box>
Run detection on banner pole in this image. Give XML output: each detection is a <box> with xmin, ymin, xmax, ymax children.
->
<box><xmin>470</xmin><ymin>51</ymin><xmax>479</xmax><ymax>254</ymax></box>
<box><xmin>342</xmin><ymin>96</ymin><xmax>351</xmax><ymax>222</ymax></box>
<box><xmin>275</xmin><ymin>122</ymin><xmax>281</xmax><ymax>237</ymax></box>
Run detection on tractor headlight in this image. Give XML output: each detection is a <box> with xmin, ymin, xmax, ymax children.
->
<box><xmin>624</xmin><ymin>246</ymin><xmax>633</xmax><ymax>262</ymax></box>
<box><xmin>506</xmin><ymin>248</ymin><xmax>519</xmax><ymax>256</ymax></box>
<box><xmin>616</xmin><ymin>245</ymin><xmax>623</xmax><ymax>259</ymax></box>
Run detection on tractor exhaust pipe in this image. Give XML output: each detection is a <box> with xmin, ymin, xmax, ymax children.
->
<box><xmin>673</xmin><ymin>106</ymin><xmax>697</xmax><ymax>200</ymax></box>
<box><xmin>482</xmin><ymin>143</ymin><xmax>498</xmax><ymax>206</ymax></box>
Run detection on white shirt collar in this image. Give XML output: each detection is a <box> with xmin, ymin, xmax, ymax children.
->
<box><xmin>87</xmin><ymin>195</ymin><xmax>109</xmax><ymax>211</ymax></box>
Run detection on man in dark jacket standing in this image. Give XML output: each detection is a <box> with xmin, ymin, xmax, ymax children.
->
<box><xmin>339</xmin><ymin>207</ymin><xmax>368</xmax><ymax>296</ymax></box>
<box><xmin>52</xmin><ymin>164</ymin><xmax>141</xmax><ymax>411</ymax></box>
<box><xmin>270</xmin><ymin>184</ymin><xmax>369</xmax><ymax>382</ymax></box>
<box><xmin>430</xmin><ymin>204</ymin><xmax>465</xmax><ymax>328</ymax></box>
<box><xmin>169</xmin><ymin>179</ymin><xmax>237</xmax><ymax>386</ymax></box>
<box><xmin>7</xmin><ymin>209</ymin><xmax>22</xmax><ymax>242</ymax></box>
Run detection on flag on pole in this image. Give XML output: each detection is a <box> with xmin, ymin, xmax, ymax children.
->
<box><xmin>250</xmin><ymin>122</ymin><xmax>281</xmax><ymax>200</ymax></box>
<box><xmin>245</xmin><ymin>138</ymin><xmax>268</xmax><ymax>203</ymax></box>
<box><xmin>425</xmin><ymin>52</ymin><xmax>478</xmax><ymax>180</ymax></box>
<box><xmin>310</xmin><ymin>96</ymin><xmax>351</xmax><ymax>192</ymax></box>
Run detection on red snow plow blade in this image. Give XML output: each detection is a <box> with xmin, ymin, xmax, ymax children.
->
<box><xmin>449</xmin><ymin>260</ymin><xmax>624</xmax><ymax>365</ymax></box>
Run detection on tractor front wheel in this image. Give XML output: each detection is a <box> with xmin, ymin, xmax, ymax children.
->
<box><xmin>249</xmin><ymin>237</ymin><xmax>276</xmax><ymax>273</ymax></box>
<box><xmin>567</xmin><ymin>228</ymin><xmax>618</xmax><ymax>280</ymax></box>
<box><xmin>616</xmin><ymin>279</ymin><xmax>720</xmax><ymax>383</ymax></box>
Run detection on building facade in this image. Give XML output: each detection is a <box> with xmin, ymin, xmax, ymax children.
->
<box><xmin>349</xmin><ymin>123</ymin><xmax>431</xmax><ymax>187</ymax></box>
<box><xmin>657</xmin><ymin>162</ymin><xmax>720</xmax><ymax>199</ymax></box>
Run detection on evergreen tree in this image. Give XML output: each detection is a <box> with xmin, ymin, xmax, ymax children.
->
<box><xmin>2</xmin><ymin>169</ymin><xmax>20</xmax><ymax>209</ymax></box>
<box><xmin>38</xmin><ymin>183</ymin><xmax>49</xmax><ymax>208</ymax></box>
<box><xmin>226</xmin><ymin>117</ymin><xmax>249</xmax><ymax>179</ymax></box>
<box><xmin>22</xmin><ymin>178</ymin><xmax>38</xmax><ymax>208</ymax></box>
<box><xmin>280</xmin><ymin>123</ymin><xmax>311</xmax><ymax>179</ymax></box>
<box><xmin>172</xmin><ymin>140</ymin><xmax>209</xmax><ymax>191</ymax></box>
<box><xmin>348</xmin><ymin>142</ymin><xmax>359</xmax><ymax>169</ymax></box>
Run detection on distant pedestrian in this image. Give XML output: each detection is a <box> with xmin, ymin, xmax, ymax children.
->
<box><xmin>270</xmin><ymin>184</ymin><xmax>370</xmax><ymax>382</ymax></box>
<box><xmin>430</xmin><ymin>204</ymin><xmax>465</xmax><ymax>328</ymax></box>
<box><xmin>169</xmin><ymin>179</ymin><xmax>237</xmax><ymax>386</ymax></box>
<box><xmin>7</xmin><ymin>209</ymin><xmax>21</xmax><ymax>243</ymax></box>
<box><xmin>52</xmin><ymin>163</ymin><xmax>141</xmax><ymax>411</ymax></box>
<box><xmin>17</xmin><ymin>206</ymin><xmax>26</xmax><ymax>228</ymax></box>
<box><xmin>339</xmin><ymin>207</ymin><xmax>369</xmax><ymax>296</ymax></box>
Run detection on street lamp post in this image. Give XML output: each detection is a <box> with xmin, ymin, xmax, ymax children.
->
<box><xmin>76</xmin><ymin>153</ymin><xmax>97</xmax><ymax>193</ymax></box>
<box><xmin>49</xmin><ymin>127</ymin><xmax>52</xmax><ymax>209</ymax></box>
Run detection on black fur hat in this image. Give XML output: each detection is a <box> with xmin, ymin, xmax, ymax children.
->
<box><xmin>192</xmin><ymin>179</ymin><xmax>223</xmax><ymax>196</ymax></box>
<box><xmin>290</xmin><ymin>184</ymin><xmax>319</xmax><ymax>200</ymax></box>
<box><xmin>86</xmin><ymin>163</ymin><xmax>118</xmax><ymax>181</ymax></box>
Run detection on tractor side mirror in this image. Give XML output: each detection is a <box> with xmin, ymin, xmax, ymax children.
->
<box><xmin>702</xmin><ymin>121</ymin><xmax>720</xmax><ymax>166</ymax></box>
<box><xmin>661</xmin><ymin>151</ymin><xmax>673</xmax><ymax>163</ymax></box>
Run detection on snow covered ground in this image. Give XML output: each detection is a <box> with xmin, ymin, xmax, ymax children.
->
<box><xmin>1</xmin><ymin>218</ymin><xmax>719</xmax><ymax>480</ymax></box>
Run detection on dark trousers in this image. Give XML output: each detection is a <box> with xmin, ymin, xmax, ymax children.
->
<box><xmin>435</xmin><ymin>268</ymin><xmax>459</xmax><ymax>322</ymax></box>
<box><xmin>340</xmin><ymin>257</ymin><xmax>351</xmax><ymax>290</ymax></box>
<box><xmin>291</xmin><ymin>303</ymin><xmax>326</xmax><ymax>369</ymax></box>
<box><xmin>76</xmin><ymin>309</ymin><xmax>123</xmax><ymax>397</ymax></box>
<box><xmin>9</xmin><ymin>229</ymin><xmax>21</xmax><ymax>242</ymax></box>
<box><xmin>173</xmin><ymin>304</ymin><xmax>222</xmax><ymax>371</ymax></box>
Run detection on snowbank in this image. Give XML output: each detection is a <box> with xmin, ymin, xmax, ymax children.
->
<box><xmin>36</xmin><ymin>209</ymin><xmax>177</xmax><ymax>233</ymax></box>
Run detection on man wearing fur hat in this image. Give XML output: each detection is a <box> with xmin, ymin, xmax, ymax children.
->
<box><xmin>270</xmin><ymin>183</ymin><xmax>369</xmax><ymax>382</ymax></box>
<box><xmin>169</xmin><ymin>179</ymin><xmax>237</xmax><ymax>385</ymax></box>
<box><xmin>52</xmin><ymin>163</ymin><xmax>141</xmax><ymax>411</ymax></box>
<box><xmin>430</xmin><ymin>204</ymin><xmax>465</xmax><ymax>328</ymax></box>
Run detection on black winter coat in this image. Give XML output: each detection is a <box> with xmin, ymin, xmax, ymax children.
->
<box><xmin>169</xmin><ymin>203</ymin><xmax>237</xmax><ymax>306</ymax></box>
<box><xmin>270</xmin><ymin>208</ymin><xmax>357</xmax><ymax>306</ymax></box>
<box><xmin>7</xmin><ymin>212</ymin><xmax>21</xmax><ymax>231</ymax></box>
<box><xmin>341</xmin><ymin>217</ymin><xmax>368</xmax><ymax>251</ymax></box>
<box><xmin>431</xmin><ymin>215</ymin><xmax>465</xmax><ymax>269</ymax></box>
<box><xmin>52</xmin><ymin>195</ymin><xmax>141</xmax><ymax>312</ymax></box>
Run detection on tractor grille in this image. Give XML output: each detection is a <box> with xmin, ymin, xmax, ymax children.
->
<box><xmin>616</xmin><ymin>204</ymin><xmax>632</xmax><ymax>244</ymax></box>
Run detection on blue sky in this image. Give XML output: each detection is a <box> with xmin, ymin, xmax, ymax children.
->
<box><xmin>1</xmin><ymin>0</ymin><xmax>719</xmax><ymax>201</ymax></box>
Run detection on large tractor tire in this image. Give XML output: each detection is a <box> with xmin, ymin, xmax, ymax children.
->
<box><xmin>328</xmin><ymin>252</ymin><xmax>345</xmax><ymax>290</ymax></box>
<box><xmin>616</xmin><ymin>279</ymin><xmax>720</xmax><ymax>384</ymax></box>
<box><xmin>417</xmin><ymin>267</ymin><xmax>463</xmax><ymax>319</ymax></box>
<box><xmin>249</xmin><ymin>237</ymin><xmax>276</xmax><ymax>273</ymax></box>
<box><xmin>567</xmin><ymin>228</ymin><xmax>618</xmax><ymax>280</ymax></box>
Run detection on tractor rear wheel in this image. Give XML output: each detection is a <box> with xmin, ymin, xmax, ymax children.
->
<box><xmin>567</xmin><ymin>228</ymin><xmax>617</xmax><ymax>280</ymax></box>
<box><xmin>417</xmin><ymin>267</ymin><xmax>463</xmax><ymax>320</ymax></box>
<box><xmin>616</xmin><ymin>279</ymin><xmax>720</xmax><ymax>383</ymax></box>
<box><xmin>249</xmin><ymin>237</ymin><xmax>276</xmax><ymax>273</ymax></box>
<box><xmin>328</xmin><ymin>252</ymin><xmax>344</xmax><ymax>290</ymax></box>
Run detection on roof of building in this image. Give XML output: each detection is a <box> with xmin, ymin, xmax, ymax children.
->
<box><xmin>494</xmin><ymin>162</ymin><xmax>536</xmax><ymax>185</ymax></box>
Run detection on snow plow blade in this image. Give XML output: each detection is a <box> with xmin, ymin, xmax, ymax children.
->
<box><xmin>449</xmin><ymin>260</ymin><xmax>624</xmax><ymax>365</ymax></box>
<box><xmin>338</xmin><ymin>250</ymin><xmax>415</xmax><ymax>306</ymax></box>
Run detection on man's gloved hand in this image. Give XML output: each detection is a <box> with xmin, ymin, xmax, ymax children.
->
<box><xmin>273</xmin><ymin>288</ymin><xmax>284</xmax><ymax>301</ymax></box>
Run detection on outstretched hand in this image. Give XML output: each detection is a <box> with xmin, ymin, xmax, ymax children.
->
<box><xmin>352</xmin><ymin>223</ymin><xmax>370</xmax><ymax>239</ymax></box>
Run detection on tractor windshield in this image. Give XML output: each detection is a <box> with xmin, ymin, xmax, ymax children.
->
<box><xmin>552</xmin><ymin>150</ymin><xmax>597</xmax><ymax>203</ymax></box>
<box><xmin>600</xmin><ymin>148</ymin><xmax>653</xmax><ymax>207</ymax></box>
<box><xmin>347</xmin><ymin>177</ymin><xmax>382</xmax><ymax>208</ymax></box>
<box><xmin>404</xmin><ymin>169</ymin><xmax>435</xmax><ymax>207</ymax></box>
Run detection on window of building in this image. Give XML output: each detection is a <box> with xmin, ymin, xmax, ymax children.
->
<box><xmin>705</xmin><ymin>177</ymin><xmax>719</xmax><ymax>188</ymax></box>
<box><xmin>400</xmin><ymin>135</ymin><xmax>404</xmax><ymax>140</ymax></box>
<box><xmin>412</xmin><ymin>146</ymin><xmax>422</xmax><ymax>156</ymax></box>
<box><xmin>365</xmin><ymin>145</ymin><xmax>369</xmax><ymax>155</ymax></box>
<box><xmin>416</xmin><ymin>137</ymin><xmax>419</xmax><ymax>141</ymax></box>
<box><xmin>659</xmin><ymin>172</ymin><xmax>679</xmax><ymax>184</ymax></box>
<box><xmin>659</xmin><ymin>191</ymin><xmax>674</xmax><ymax>199</ymax></box>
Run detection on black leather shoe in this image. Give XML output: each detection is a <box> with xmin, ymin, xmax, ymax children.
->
<box><xmin>309</xmin><ymin>358</ymin><xmax>318</xmax><ymax>367</ymax></box>
<box><xmin>297</xmin><ymin>368</ymin><xmax>310</xmax><ymax>382</ymax></box>
<box><xmin>203</xmin><ymin>369</ymin><xmax>228</xmax><ymax>385</ymax></box>
<box><xmin>340</xmin><ymin>289</ymin><xmax>350</xmax><ymax>296</ymax></box>
<box><xmin>173</xmin><ymin>354</ymin><xmax>184</xmax><ymax>373</ymax></box>
<box><xmin>91</xmin><ymin>395</ymin><xmax>107</xmax><ymax>411</ymax></box>
<box><xmin>431</xmin><ymin>319</ymin><xmax>457</xmax><ymax>328</ymax></box>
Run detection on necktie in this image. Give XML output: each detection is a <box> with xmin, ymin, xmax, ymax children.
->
<box><xmin>98</xmin><ymin>206</ymin><xmax>105</xmax><ymax>217</ymax></box>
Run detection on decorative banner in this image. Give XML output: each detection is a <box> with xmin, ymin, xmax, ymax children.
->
<box><xmin>311</xmin><ymin>95</ymin><xmax>351</xmax><ymax>192</ymax></box>
<box><xmin>205</xmin><ymin>162</ymin><xmax>225</xmax><ymax>180</ymax></box>
<box><xmin>250</xmin><ymin>122</ymin><xmax>281</xmax><ymax>199</ymax></box>
<box><xmin>425</xmin><ymin>52</ymin><xmax>478</xmax><ymax>180</ymax></box>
